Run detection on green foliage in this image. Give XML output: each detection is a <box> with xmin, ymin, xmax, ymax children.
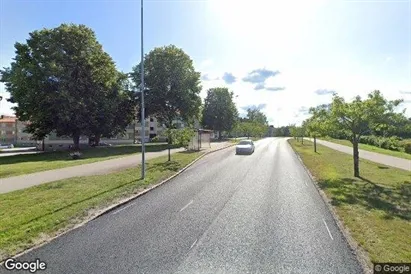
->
<box><xmin>404</xmin><ymin>143</ymin><xmax>411</xmax><ymax>154</ymax></box>
<box><xmin>275</xmin><ymin>126</ymin><xmax>291</xmax><ymax>137</ymax></box>
<box><xmin>131</xmin><ymin>45</ymin><xmax>202</xmax><ymax>128</ymax></box>
<box><xmin>88</xmin><ymin>72</ymin><xmax>136</xmax><ymax>144</ymax></box>
<box><xmin>166</xmin><ymin>128</ymin><xmax>195</xmax><ymax>148</ymax></box>
<box><xmin>304</xmin><ymin>90</ymin><xmax>406</xmax><ymax>177</ymax></box>
<box><xmin>201</xmin><ymin>87</ymin><xmax>238</xmax><ymax>133</ymax></box>
<box><xmin>0</xmin><ymin>24</ymin><xmax>123</xmax><ymax>149</ymax></box>
<box><xmin>358</xmin><ymin>135</ymin><xmax>403</xmax><ymax>151</ymax></box>
<box><xmin>246</xmin><ymin>108</ymin><xmax>268</xmax><ymax>125</ymax></box>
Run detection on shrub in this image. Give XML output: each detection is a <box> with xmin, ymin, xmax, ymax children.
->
<box><xmin>69</xmin><ymin>151</ymin><xmax>82</xmax><ymax>160</ymax></box>
<box><xmin>404</xmin><ymin>143</ymin><xmax>411</xmax><ymax>154</ymax></box>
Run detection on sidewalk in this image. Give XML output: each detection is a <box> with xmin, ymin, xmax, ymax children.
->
<box><xmin>305</xmin><ymin>138</ymin><xmax>411</xmax><ymax>171</ymax></box>
<box><xmin>0</xmin><ymin>142</ymin><xmax>234</xmax><ymax>194</ymax></box>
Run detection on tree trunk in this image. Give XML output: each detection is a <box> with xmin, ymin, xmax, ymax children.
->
<box><xmin>301</xmin><ymin>136</ymin><xmax>304</xmax><ymax>144</ymax></box>
<box><xmin>168</xmin><ymin>135</ymin><xmax>171</xmax><ymax>161</ymax></box>
<box><xmin>353</xmin><ymin>138</ymin><xmax>360</xmax><ymax>177</ymax></box>
<box><xmin>95</xmin><ymin>134</ymin><xmax>101</xmax><ymax>146</ymax></box>
<box><xmin>42</xmin><ymin>138</ymin><xmax>45</xmax><ymax>151</ymax></box>
<box><xmin>73</xmin><ymin>134</ymin><xmax>80</xmax><ymax>150</ymax></box>
<box><xmin>218</xmin><ymin>131</ymin><xmax>222</xmax><ymax>140</ymax></box>
<box><xmin>314</xmin><ymin>136</ymin><xmax>317</xmax><ymax>152</ymax></box>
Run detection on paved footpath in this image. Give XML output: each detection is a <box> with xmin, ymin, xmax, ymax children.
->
<box><xmin>0</xmin><ymin>142</ymin><xmax>234</xmax><ymax>194</ymax></box>
<box><xmin>305</xmin><ymin>138</ymin><xmax>411</xmax><ymax>171</ymax></box>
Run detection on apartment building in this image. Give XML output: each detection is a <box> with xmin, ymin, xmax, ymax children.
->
<box><xmin>0</xmin><ymin>115</ymin><xmax>194</xmax><ymax>149</ymax></box>
<box><xmin>0</xmin><ymin>116</ymin><xmax>16</xmax><ymax>144</ymax></box>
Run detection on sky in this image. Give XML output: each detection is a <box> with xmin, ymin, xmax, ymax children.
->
<box><xmin>0</xmin><ymin>0</ymin><xmax>410</xmax><ymax>126</ymax></box>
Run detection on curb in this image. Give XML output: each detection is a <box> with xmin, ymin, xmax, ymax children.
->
<box><xmin>287</xmin><ymin>139</ymin><xmax>372</xmax><ymax>274</ymax></box>
<box><xmin>87</xmin><ymin>143</ymin><xmax>236</xmax><ymax>220</ymax></box>
<box><xmin>2</xmin><ymin>143</ymin><xmax>235</xmax><ymax>263</ymax></box>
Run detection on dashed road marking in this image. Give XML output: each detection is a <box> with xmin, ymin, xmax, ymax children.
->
<box><xmin>323</xmin><ymin>218</ymin><xmax>334</xmax><ymax>240</ymax></box>
<box><xmin>179</xmin><ymin>200</ymin><xmax>193</xmax><ymax>212</ymax></box>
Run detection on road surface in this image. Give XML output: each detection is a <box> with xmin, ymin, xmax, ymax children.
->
<box><xmin>305</xmin><ymin>138</ymin><xmax>411</xmax><ymax>171</ymax></box>
<box><xmin>1</xmin><ymin>138</ymin><xmax>363</xmax><ymax>274</ymax></box>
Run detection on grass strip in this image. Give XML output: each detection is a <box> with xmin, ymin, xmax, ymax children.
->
<box><xmin>288</xmin><ymin>139</ymin><xmax>411</xmax><ymax>263</ymax></box>
<box><xmin>0</xmin><ymin>143</ymin><xmax>179</xmax><ymax>178</ymax></box>
<box><xmin>320</xmin><ymin>137</ymin><xmax>411</xmax><ymax>160</ymax></box>
<box><xmin>0</xmin><ymin>151</ymin><xmax>202</xmax><ymax>261</ymax></box>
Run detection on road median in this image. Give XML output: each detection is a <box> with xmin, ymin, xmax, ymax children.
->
<box><xmin>288</xmin><ymin>139</ymin><xmax>411</xmax><ymax>267</ymax></box>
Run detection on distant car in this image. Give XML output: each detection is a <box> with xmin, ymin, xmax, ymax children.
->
<box><xmin>236</xmin><ymin>140</ymin><xmax>255</xmax><ymax>155</ymax></box>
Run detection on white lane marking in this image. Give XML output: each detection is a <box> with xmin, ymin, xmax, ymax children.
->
<box><xmin>179</xmin><ymin>200</ymin><xmax>193</xmax><ymax>212</ymax></box>
<box><xmin>190</xmin><ymin>239</ymin><xmax>198</xmax><ymax>250</ymax></box>
<box><xmin>322</xmin><ymin>218</ymin><xmax>334</xmax><ymax>240</ymax></box>
<box><xmin>112</xmin><ymin>203</ymin><xmax>134</xmax><ymax>215</ymax></box>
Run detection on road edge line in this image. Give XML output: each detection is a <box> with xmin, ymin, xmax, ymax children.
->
<box><xmin>2</xmin><ymin>143</ymin><xmax>235</xmax><ymax>264</ymax></box>
<box><xmin>287</xmin><ymin>139</ymin><xmax>372</xmax><ymax>274</ymax></box>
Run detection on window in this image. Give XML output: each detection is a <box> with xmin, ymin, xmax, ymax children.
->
<box><xmin>150</xmin><ymin>127</ymin><xmax>154</xmax><ymax>131</ymax></box>
<box><xmin>150</xmin><ymin>117</ymin><xmax>154</xmax><ymax>122</ymax></box>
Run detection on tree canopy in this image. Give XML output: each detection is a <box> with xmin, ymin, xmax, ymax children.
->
<box><xmin>201</xmin><ymin>87</ymin><xmax>238</xmax><ymax>137</ymax></box>
<box><xmin>246</xmin><ymin>108</ymin><xmax>268</xmax><ymax>125</ymax></box>
<box><xmin>305</xmin><ymin>90</ymin><xmax>405</xmax><ymax>177</ymax></box>
<box><xmin>131</xmin><ymin>45</ymin><xmax>202</xmax><ymax>128</ymax></box>
<box><xmin>0</xmin><ymin>24</ymin><xmax>131</xmax><ymax>149</ymax></box>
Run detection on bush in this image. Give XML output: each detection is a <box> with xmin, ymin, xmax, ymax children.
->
<box><xmin>69</xmin><ymin>151</ymin><xmax>82</xmax><ymax>160</ymax></box>
<box><xmin>404</xmin><ymin>143</ymin><xmax>411</xmax><ymax>154</ymax></box>
<box><xmin>358</xmin><ymin>135</ymin><xmax>402</xmax><ymax>151</ymax></box>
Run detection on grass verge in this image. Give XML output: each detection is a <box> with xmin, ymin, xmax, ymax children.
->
<box><xmin>320</xmin><ymin>137</ymin><xmax>411</xmax><ymax>160</ymax></box>
<box><xmin>0</xmin><ymin>151</ymin><xmax>202</xmax><ymax>261</ymax></box>
<box><xmin>288</xmin><ymin>139</ymin><xmax>411</xmax><ymax>263</ymax></box>
<box><xmin>0</xmin><ymin>143</ymin><xmax>179</xmax><ymax>178</ymax></box>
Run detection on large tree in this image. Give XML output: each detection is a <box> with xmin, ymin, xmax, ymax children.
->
<box><xmin>310</xmin><ymin>91</ymin><xmax>404</xmax><ymax>177</ymax></box>
<box><xmin>201</xmin><ymin>87</ymin><xmax>238</xmax><ymax>139</ymax></box>
<box><xmin>246</xmin><ymin>108</ymin><xmax>268</xmax><ymax>125</ymax></box>
<box><xmin>88</xmin><ymin>72</ymin><xmax>137</xmax><ymax>145</ymax></box>
<box><xmin>0</xmin><ymin>24</ymin><xmax>120</xmax><ymax>150</ymax></box>
<box><xmin>131</xmin><ymin>45</ymin><xmax>202</xmax><ymax>160</ymax></box>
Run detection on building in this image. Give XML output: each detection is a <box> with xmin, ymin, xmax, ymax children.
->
<box><xmin>0</xmin><ymin>116</ymin><xmax>16</xmax><ymax>144</ymax></box>
<box><xmin>1</xmin><ymin>114</ymin><xmax>196</xmax><ymax>150</ymax></box>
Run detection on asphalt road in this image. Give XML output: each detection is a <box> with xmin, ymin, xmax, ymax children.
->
<box><xmin>1</xmin><ymin>138</ymin><xmax>363</xmax><ymax>274</ymax></box>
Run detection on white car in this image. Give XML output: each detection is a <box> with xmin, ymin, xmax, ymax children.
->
<box><xmin>236</xmin><ymin>140</ymin><xmax>255</xmax><ymax>155</ymax></box>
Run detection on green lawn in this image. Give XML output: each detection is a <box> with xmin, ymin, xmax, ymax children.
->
<box><xmin>320</xmin><ymin>137</ymin><xmax>411</xmax><ymax>160</ymax></box>
<box><xmin>0</xmin><ymin>143</ymin><xmax>179</xmax><ymax>179</ymax></box>
<box><xmin>0</xmin><ymin>151</ymin><xmax>202</xmax><ymax>261</ymax></box>
<box><xmin>288</xmin><ymin>139</ymin><xmax>411</xmax><ymax>263</ymax></box>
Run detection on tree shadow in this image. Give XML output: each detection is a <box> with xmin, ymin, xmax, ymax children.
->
<box><xmin>148</xmin><ymin>161</ymin><xmax>181</xmax><ymax>172</ymax></box>
<box><xmin>318</xmin><ymin>177</ymin><xmax>411</xmax><ymax>221</ymax></box>
<box><xmin>378</xmin><ymin>166</ymin><xmax>390</xmax><ymax>170</ymax></box>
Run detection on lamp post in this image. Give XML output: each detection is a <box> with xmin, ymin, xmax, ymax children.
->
<box><xmin>140</xmin><ymin>0</ymin><xmax>146</xmax><ymax>179</ymax></box>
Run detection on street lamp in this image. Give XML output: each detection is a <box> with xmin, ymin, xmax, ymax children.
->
<box><xmin>140</xmin><ymin>0</ymin><xmax>146</xmax><ymax>179</ymax></box>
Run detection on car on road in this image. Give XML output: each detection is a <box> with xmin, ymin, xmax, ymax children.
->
<box><xmin>236</xmin><ymin>140</ymin><xmax>255</xmax><ymax>155</ymax></box>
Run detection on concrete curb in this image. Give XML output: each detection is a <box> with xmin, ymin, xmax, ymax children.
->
<box><xmin>2</xmin><ymin>143</ymin><xmax>235</xmax><ymax>263</ymax></box>
<box><xmin>287</xmin><ymin>139</ymin><xmax>372</xmax><ymax>274</ymax></box>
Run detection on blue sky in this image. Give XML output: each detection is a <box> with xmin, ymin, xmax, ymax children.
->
<box><xmin>1</xmin><ymin>0</ymin><xmax>410</xmax><ymax>126</ymax></box>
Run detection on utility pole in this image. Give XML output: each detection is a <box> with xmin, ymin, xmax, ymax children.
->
<box><xmin>140</xmin><ymin>0</ymin><xmax>146</xmax><ymax>179</ymax></box>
